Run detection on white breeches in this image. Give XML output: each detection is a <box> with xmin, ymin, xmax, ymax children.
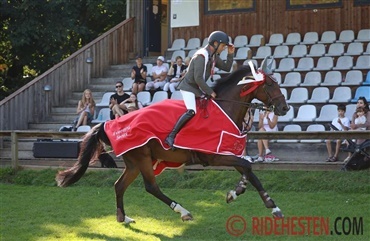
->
<box><xmin>180</xmin><ymin>90</ymin><xmax>197</xmax><ymax>114</ymax></box>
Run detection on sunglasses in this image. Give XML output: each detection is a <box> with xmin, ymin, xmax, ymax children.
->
<box><xmin>116</xmin><ymin>85</ymin><xmax>122</xmax><ymax>88</ymax></box>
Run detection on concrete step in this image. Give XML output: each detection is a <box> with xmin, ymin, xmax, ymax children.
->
<box><xmin>28</xmin><ymin>123</ymin><xmax>73</xmax><ymax>130</ymax></box>
<box><xmin>51</xmin><ymin>107</ymin><xmax>76</xmax><ymax>114</ymax></box>
<box><xmin>104</xmin><ymin>69</ymin><xmax>131</xmax><ymax>78</ymax></box>
<box><xmin>90</xmin><ymin>77</ymin><xmax>123</xmax><ymax>84</ymax></box>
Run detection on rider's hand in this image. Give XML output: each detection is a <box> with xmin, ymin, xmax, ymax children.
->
<box><xmin>211</xmin><ymin>92</ymin><xmax>217</xmax><ymax>99</ymax></box>
<box><xmin>228</xmin><ymin>44</ymin><xmax>235</xmax><ymax>54</ymax></box>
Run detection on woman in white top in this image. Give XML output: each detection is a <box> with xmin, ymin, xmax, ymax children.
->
<box><xmin>256</xmin><ymin>110</ymin><xmax>278</xmax><ymax>162</ymax></box>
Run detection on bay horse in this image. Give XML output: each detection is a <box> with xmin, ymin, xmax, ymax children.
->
<box><xmin>56</xmin><ymin>64</ymin><xmax>289</xmax><ymax>224</ymax></box>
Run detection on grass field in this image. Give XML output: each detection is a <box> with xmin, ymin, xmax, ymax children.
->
<box><xmin>0</xmin><ymin>168</ymin><xmax>369</xmax><ymax>241</ymax></box>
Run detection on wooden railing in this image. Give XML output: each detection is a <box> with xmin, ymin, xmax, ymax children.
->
<box><xmin>1</xmin><ymin>130</ymin><xmax>368</xmax><ymax>169</ymax></box>
<box><xmin>0</xmin><ymin>18</ymin><xmax>135</xmax><ymax>131</ymax></box>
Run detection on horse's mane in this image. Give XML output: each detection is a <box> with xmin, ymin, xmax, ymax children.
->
<box><xmin>213</xmin><ymin>65</ymin><xmax>252</xmax><ymax>94</ymax></box>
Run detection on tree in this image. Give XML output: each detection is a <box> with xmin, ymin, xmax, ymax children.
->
<box><xmin>0</xmin><ymin>0</ymin><xmax>126</xmax><ymax>101</ymax></box>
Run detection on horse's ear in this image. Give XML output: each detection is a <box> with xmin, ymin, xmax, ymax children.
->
<box><xmin>259</xmin><ymin>56</ymin><xmax>274</xmax><ymax>75</ymax></box>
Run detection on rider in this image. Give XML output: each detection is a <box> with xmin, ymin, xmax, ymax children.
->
<box><xmin>165</xmin><ymin>30</ymin><xmax>235</xmax><ymax>148</ymax></box>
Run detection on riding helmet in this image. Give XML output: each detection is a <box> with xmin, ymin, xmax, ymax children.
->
<box><xmin>208</xmin><ymin>31</ymin><xmax>232</xmax><ymax>47</ymax></box>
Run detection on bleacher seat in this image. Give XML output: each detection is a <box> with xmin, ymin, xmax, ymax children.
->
<box><xmin>301</xmin><ymin>124</ymin><xmax>325</xmax><ymax>143</ymax></box>
<box><xmin>300</xmin><ymin>32</ymin><xmax>318</xmax><ymax>45</ymax></box>
<box><xmin>187</xmin><ymin>49</ymin><xmax>197</xmax><ymax>59</ymax></box>
<box><xmin>272</xmin><ymin>45</ymin><xmax>289</xmax><ymax>58</ymax></box>
<box><xmin>246</xmin><ymin>34</ymin><xmax>264</xmax><ymax>47</ymax></box>
<box><xmin>344</xmin><ymin>42</ymin><xmax>364</xmax><ymax>56</ymax></box>
<box><xmin>342</xmin><ymin>70</ymin><xmax>363</xmax><ymax>86</ymax></box>
<box><xmin>272</xmin><ymin>73</ymin><xmax>281</xmax><ymax>85</ymax></box>
<box><xmin>306</xmin><ymin>44</ymin><xmax>326</xmax><ymax>57</ymax></box>
<box><xmin>219</xmin><ymin>49</ymin><xmax>228</xmax><ymax>61</ymax></box>
<box><xmin>137</xmin><ymin>91</ymin><xmax>151</xmax><ymax>106</ymax></box>
<box><xmin>352</xmin><ymin>56</ymin><xmax>370</xmax><ymax>70</ymax></box>
<box><xmin>316</xmin><ymin>104</ymin><xmax>338</xmax><ymax>122</ymax></box>
<box><xmin>122</xmin><ymin>78</ymin><xmax>134</xmax><ymax>91</ymax></box>
<box><xmin>243</xmin><ymin>59</ymin><xmax>258</xmax><ymax>69</ymax></box>
<box><xmin>167</xmin><ymin>50</ymin><xmax>186</xmax><ymax>63</ymax></box>
<box><xmin>300</xmin><ymin>71</ymin><xmax>321</xmax><ymax>87</ymax></box>
<box><xmin>307</xmin><ymin>87</ymin><xmax>330</xmax><ymax>103</ymax></box>
<box><xmin>201</xmin><ymin>37</ymin><xmax>208</xmax><ymax>47</ymax></box>
<box><xmin>280</xmin><ymin>72</ymin><xmax>301</xmax><ymax>87</ymax></box>
<box><xmin>233</xmin><ymin>35</ymin><xmax>248</xmax><ymax>48</ymax></box>
<box><xmin>293</xmin><ymin>57</ymin><xmax>314</xmax><ymax>71</ymax></box>
<box><xmin>332</xmin><ymin>56</ymin><xmax>353</xmax><ymax>70</ymax></box>
<box><xmin>266</xmin><ymin>33</ymin><xmax>284</xmax><ymax>46</ymax></box>
<box><xmin>76</xmin><ymin>125</ymin><xmax>91</xmax><ymax>132</ymax></box>
<box><xmin>328</xmin><ymin>86</ymin><xmax>352</xmax><ymax>103</ymax></box>
<box><xmin>146</xmin><ymin>91</ymin><xmax>168</xmax><ymax>105</ymax></box>
<box><xmin>144</xmin><ymin>64</ymin><xmax>153</xmax><ymax>76</ymax></box>
<box><xmin>321</xmin><ymin>71</ymin><xmax>342</xmax><ymax>86</ymax></box>
<box><xmin>277</xmin><ymin>124</ymin><xmax>302</xmax><ymax>143</ymax></box>
<box><xmin>313</xmin><ymin>56</ymin><xmax>334</xmax><ymax>71</ymax></box>
<box><xmin>287</xmin><ymin>87</ymin><xmax>308</xmax><ymax>104</ymax></box>
<box><xmin>318</xmin><ymin>31</ymin><xmax>336</xmax><ymax>44</ymax></box>
<box><xmin>280</xmin><ymin>88</ymin><xmax>288</xmax><ymax>99</ymax></box>
<box><xmin>325</xmin><ymin>43</ymin><xmax>345</xmax><ymax>56</ymax></box>
<box><xmin>234</xmin><ymin>47</ymin><xmax>252</xmax><ymax>60</ymax></box>
<box><xmin>364</xmin><ymin>43</ymin><xmax>370</xmax><ymax>55</ymax></box>
<box><xmin>363</xmin><ymin>71</ymin><xmax>370</xmax><ymax>86</ymax></box>
<box><xmin>278</xmin><ymin>105</ymin><xmax>294</xmax><ymax>122</ymax></box>
<box><xmin>170</xmin><ymin>90</ymin><xmax>183</xmax><ymax>100</ymax></box>
<box><xmin>96</xmin><ymin>92</ymin><xmax>114</xmax><ymax>107</ymax></box>
<box><xmin>355</xmin><ymin>29</ymin><xmax>370</xmax><ymax>42</ymax></box>
<box><xmin>292</xmin><ymin>104</ymin><xmax>317</xmax><ymax>122</ymax></box>
<box><xmin>351</xmin><ymin>86</ymin><xmax>370</xmax><ymax>103</ymax></box>
<box><xmin>91</xmin><ymin>108</ymin><xmax>111</xmax><ymax>123</ymax></box>
<box><xmin>288</xmin><ymin>45</ymin><xmax>307</xmax><ymax>58</ymax></box>
<box><xmin>336</xmin><ymin>30</ymin><xmax>355</xmax><ymax>43</ymax></box>
<box><xmin>252</xmin><ymin>46</ymin><xmax>272</xmax><ymax>60</ymax></box>
<box><xmin>274</xmin><ymin>58</ymin><xmax>295</xmax><ymax>72</ymax></box>
<box><xmin>167</xmin><ymin>39</ymin><xmax>185</xmax><ymax>51</ymax></box>
<box><xmin>345</xmin><ymin>104</ymin><xmax>357</xmax><ymax>119</ymax></box>
<box><xmin>283</xmin><ymin>32</ymin><xmax>301</xmax><ymax>45</ymax></box>
<box><xmin>183</xmin><ymin>38</ymin><xmax>200</xmax><ymax>50</ymax></box>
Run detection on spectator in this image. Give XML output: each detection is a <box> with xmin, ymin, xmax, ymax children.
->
<box><xmin>163</xmin><ymin>56</ymin><xmax>187</xmax><ymax>93</ymax></box>
<box><xmin>109</xmin><ymin>81</ymin><xmax>130</xmax><ymax>119</ymax></box>
<box><xmin>74</xmin><ymin>89</ymin><xmax>96</xmax><ymax>131</ymax></box>
<box><xmin>349</xmin><ymin>96</ymin><xmax>370</xmax><ymax>145</ymax></box>
<box><xmin>325</xmin><ymin>104</ymin><xmax>350</xmax><ymax>162</ymax></box>
<box><xmin>145</xmin><ymin>56</ymin><xmax>168</xmax><ymax>91</ymax></box>
<box><xmin>354</xmin><ymin>106</ymin><xmax>367</xmax><ymax>131</ymax></box>
<box><xmin>120</xmin><ymin>93</ymin><xmax>143</xmax><ymax>113</ymax></box>
<box><xmin>255</xmin><ymin>110</ymin><xmax>278</xmax><ymax>162</ymax></box>
<box><xmin>131</xmin><ymin>56</ymin><xmax>147</xmax><ymax>94</ymax></box>
<box><xmin>241</xmin><ymin>107</ymin><xmax>255</xmax><ymax>162</ymax></box>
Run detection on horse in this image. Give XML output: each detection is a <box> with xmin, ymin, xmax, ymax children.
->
<box><xmin>56</xmin><ymin>63</ymin><xmax>289</xmax><ymax>224</ymax></box>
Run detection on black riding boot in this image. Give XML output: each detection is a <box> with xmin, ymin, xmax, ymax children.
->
<box><xmin>165</xmin><ymin>109</ymin><xmax>195</xmax><ymax>148</ymax></box>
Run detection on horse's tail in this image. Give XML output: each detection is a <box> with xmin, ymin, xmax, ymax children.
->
<box><xmin>56</xmin><ymin>123</ymin><xmax>105</xmax><ymax>187</ymax></box>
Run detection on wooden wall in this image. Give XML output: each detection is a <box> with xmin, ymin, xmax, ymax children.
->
<box><xmin>171</xmin><ymin>0</ymin><xmax>370</xmax><ymax>42</ymax></box>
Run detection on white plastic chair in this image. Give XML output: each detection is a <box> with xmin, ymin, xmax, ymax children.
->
<box><xmin>273</xmin><ymin>45</ymin><xmax>289</xmax><ymax>58</ymax></box>
<box><xmin>355</xmin><ymin>29</ymin><xmax>370</xmax><ymax>42</ymax></box>
<box><xmin>266</xmin><ymin>33</ymin><xmax>284</xmax><ymax>46</ymax></box>
<box><xmin>328</xmin><ymin>87</ymin><xmax>352</xmax><ymax>103</ymax></box>
<box><xmin>332</xmin><ymin>56</ymin><xmax>353</xmax><ymax>70</ymax></box>
<box><xmin>252</xmin><ymin>46</ymin><xmax>272</xmax><ymax>60</ymax></box>
<box><xmin>287</xmin><ymin>87</ymin><xmax>308</xmax><ymax>104</ymax></box>
<box><xmin>336</xmin><ymin>30</ymin><xmax>355</xmax><ymax>43</ymax></box>
<box><xmin>280</xmin><ymin>72</ymin><xmax>301</xmax><ymax>87</ymax></box>
<box><xmin>272</xmin><ymin>73</ymin><xmax>281</xmax><ymax>85</ymax></box>
<box><xmin>243</xmin><ymin>59</ymin><xmax>258</xmax><ymax>69</ymax></box>
<box><xmin>288</xmin><ymin>45</ymin><xmax>307</xmax><ymax>58</ymax></box>
<box><xmin>321</xmin><ymin>71</ymin><xmax>342</xmax><ymax>86</ymax></box>
<box><xmin>352</xmin><ymin>56</ymin><xmax>370</xmax><ymax>70</ymax></box>
<box><xmin>342</xmin><ymin>70</ymin><xmax>363</xmax><ymax>86</ymax></box>
<box><xmin>167</xmin><ymin>39</ymin><xmax>185</xmax><ymax>51</ymax></box>
<box><xmin>137</xmin><ymin>91</ymin><xmax>151</xmax><ymax>106</ymax></box>
<box><xmin>345</xmin><ymin>104</ymin><xmax>357</xmax><ymax>119</ymax></box>
<box><xmin>201</xmin><ymin>37</ymin><xmax>208</xmax><ymax>47</ymax></box>
<box><xmin>170</xmin><ymin>90</ymin><xmax>183</xmax><ymax>100</ymax></box>
<box><xmin>144</xmin><ymin>64</ymin><xmax>153</xmax><ymax>76</ymax></box>
<box><xmin>316</xmin><ymin>104</ymin><xmax>339</xmax><ymax>122</ymax></box>
<box><xmin>307</xmin><ymin>87</ymin><xmax>330</xmax><ymax>103</ymax></box>
<box><xmin>167</xmin><ymin>50</ymin><xmax>186</xmax><ymax>63</ymax></box>
<box><xmin>278</xmin><ymin>105</ymin><xmax>294</xmax><ymax>122</ymax></box>
<box><xmin>280</xmin><ymin>88</ymin><xmax>288</xmax><ymax>99</ymax></box>
<box><xmin>351</xmin><ymin>86</ymin><xmax>370</xmax><ymax>103</ymax></box>
<box><xmin>234</xmin><ymin>47</ymin><xmax>251</xmax><ymax>60</ymax></box>
<box><xmin>313</xmin><ymin>57</ymin><xmax>334</xmax><ymax>71</ymax></box>
<box><xmin>363</xmin><ymin>71</ymin><xmax>370</xmax><ymax>85</ymax></box>
<box><xmin>300</xmin><ymin>32</ymin><xmax>318</xmax><ymax>45</ymax></box>
<box><xmin>219</xmin><ymin>49</ymin><xmax>229</xmax><ymax>61</ymax></box>
<box><xmin>293</xmin><ymin>57</ymin><xmax>314</xmax><ymax>71</ymax></box>
<box><xmin>76</xmin><ymin>125</ymin><xmax>91</xmax><ymax>132</ymax></box>
<box><xmin>276</xmin><ymin>124</ymin><xmax>302</xmax><ymax>143</ymax></box>
<box><xmin>301</xmin><ymin>124</ymin><xmax>325</xmax><ymax>143</ymax></box>
<box><xmin>233</xmin><ymin>35</ymin><xmax>248</xmax><ymax>48</ymax></box>
<box><xmin>306</xmin><ymin>44</ymin><xmax>326</xmax><ymax>57</ymax></box>
<box><xmin>292</xmin><ymin>105</ymin><xmax>317</xmax><ymax>122</ymax></box>
<box><xmin>283</xmin><ymin>32</ymin><xmax>301</xmax><ymax>45</ymax></box>
<box><xmin>274</xmin><ymin>58</ymin><xmax>295</xmax><ymax>72</ymax></box>
<box><xmin>122</xmin><ymin>78</ymin><xmax>134</xmax><ymax>91</ymax></box>
<box><xmin>91</xmin><ymin>108</ymin><xmax>111</xmax><ymax>123</ymax></box>
<box><xmin>300</xmin><ymin>71</ymin><xmax>321</xmax><ymax>87</ymax></box>
<box><xmin>325</xmin><ymin>43</ymin><xmax>345</xmax><ymax>57</ymax></box>
<box><xmin>318</xmin><ymin>31</ymin><xmax>336</xmax><ymax>44</ymax></box>
<box><xmin>187</xmin><ymin>49</ymin><xmax>197</xmax><ymax>59</ymax></box>
<box><xmin>364</xmin><ymin>43</ymin><xmax>370</xmax><ymax>55</ymax></box>
<box><xmin>183</xmin><ymin>38</ymin><xmax>200</xmax><ymax>50</ymax></box>
<box><xmin>246</xmin><ymin>34</ymin><xmax>264</xmax><ymax>47</ymax></box>
<box><xmin>146</xmin><ymin>91</ymin><xmax>168</xmax><ymax>105</ymax></box>
<box><xmin>344</xmin><ymin>42</ymin><xmax>364</xmax><ymax>56</ymax></box>
<box><xmin>96</xmin><ymin>92</ymin><xmax>115</xmax><ymax>107</ymax></box>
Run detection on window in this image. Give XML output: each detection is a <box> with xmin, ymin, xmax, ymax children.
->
<box><xmin>205</xmin><ymin>0</ymin><xmax>255</xmax><ymax>14</ymax></box>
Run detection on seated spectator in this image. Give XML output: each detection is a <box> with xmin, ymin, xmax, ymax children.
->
<box><xmin>145</xmin><ymin>56</ymin><xmax>168</xmax><ymax>91</ymax></box>
<box><xmin>256</xmin><ymin>110</ymin><xmax>278</xmax><ymax>162</ymax></box>
<box><xmin>241</xmin><ymin>107</ymin><xmax>255</xmax><ymax>162</ymax></box>
<box><xmin>120</xmin><ymin>93</ymin><xmax>143</xmax><ymax>113</ymax></box>
<box><xmin>325</xmin><ymin>104</ymin><xmax>350</xmax><ymax>162</ymax></box>
<box><xmin>74</xmin><ymin>89</ymin><xmax>96</xmax><ymax>131</ymax></box>
<box><xmin>131</xmin><ymin>56</ymin><xmax>147</xmax><ymax>94</ymax></box>
<box><xmin>350</xmin><ymin>96</ymin><xmax>370</xmax><ymax>145</ymax></box>
<box><xmin>109</xmin><ymin>81</ymin><xmax>130</xmax><ymax>119</ymax></box>
<box><xmin>354</xmin><ymin>106</ymin><xmax>367</xmax><ymax>131</ymax></box>
<box><xmin>163</xmin><ymin>56</ymin><xmax>187</xmax><ymax>93</ymax></box>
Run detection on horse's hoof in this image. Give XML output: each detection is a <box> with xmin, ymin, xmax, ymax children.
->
<box><xmin>272</xmin><ymin>207</ymin><xmax>284</xmax><ymax>218</ymax></box>
<box><xmin>264</xmin><ymin>199</ymin><xmax>275</xmax><ymax>209</ymax></box>
<box><xmin>124</xmin><ymin>215</ymin><xmax>136</xmax><ymax>224</ymax></box>
<box><xmin>181</xmin><ymin>213</ymin><xmax>193</xmax><ymax>221</ymax></box>
<box><xmin>226</xmin><ymin>190</ymin><xmax>237</xmax><ymax>203</ymax></box>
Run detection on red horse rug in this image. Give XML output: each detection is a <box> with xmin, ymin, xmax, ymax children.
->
<box><xmin>104</xmin><ymin>99</ymin><xmax>246</xmax><ymax>175</ymax></box>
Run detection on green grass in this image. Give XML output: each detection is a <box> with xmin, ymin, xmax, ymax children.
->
<box><xmin>0</xmin><ymin>168</ymin><xmax>369</xmax><ymax>241</ymax></box>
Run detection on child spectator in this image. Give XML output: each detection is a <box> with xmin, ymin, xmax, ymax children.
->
<box><xmin>74</xmin><ymin>89</ymin><xmax>96</xmax><ymax>131</ymax></box>
<box><xmin>131</xmin><ymin>56</ymin><xmax>147</xmax><ymax>94</ymax></box>
<box><xmin>120</xmin><ymin>93</ymin><xmax>143</xmax><ymax>113</ymax></box>
<box><xmin>354</xmin><ymin>106</ymin><xmax>367</xmax><ymax>131</ymax></box>
<box><xmin>256</xmin><ymin>110</ymin><xmax>278</xmax><ymax>162</ymax></box>
<box><xmin>163</xmin><ymin>56</ymin><xmax>187</xmax><ymax>93</ymax></box>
